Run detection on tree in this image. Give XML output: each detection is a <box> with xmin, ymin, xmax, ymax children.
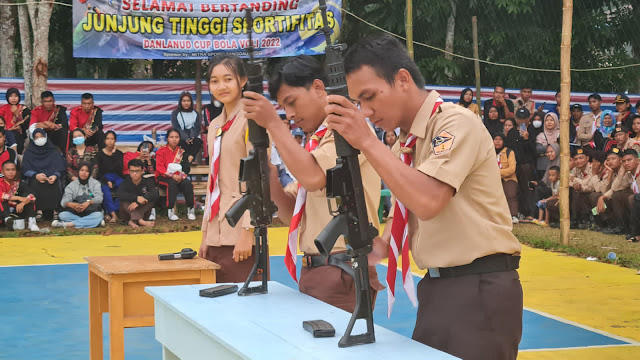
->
<box><xmin>17</xmin><ymin>2</ymin><xmax>33</xmax><ymax>107</ymax></box>
<box><xmin>26</xmin><ymin>0</ymin><xmax>54</xmax><ymax>106</ymax></box>
<box><xmin>0</xmin><ymin>3</ymin><xmax>16</xmax><ymax>77</ymax></box>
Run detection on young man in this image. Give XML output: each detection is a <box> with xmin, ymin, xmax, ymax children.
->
<box><xmin>515</xmin><ymin>86</ymin><xmax>535</xmax><ymax>121</ymax></box>
<box><xmin>0</xmin><ymin>129</ymin><xmax>17</xmax><ymax>176</ymax></box>
<box><xmin>569</xmin><ymin>148</ymin><xmax>593</xmax><ymax>229</ymax></box>
<box><xmin>583</xmin><ymin>151</ymin><xmax>608</xmax><ymax>229</ymax></box>
<box><xmin>594</xmin><ymin>147</ymin><xmax>630</xmax><ymax>234</ymax></box>
<box><xmin>614</xmin><ymin>94</ymin><xmax>637</xmax><ymax>130</ymax></box>
<box><xmin>324</xmin><ymin>34</ymin><xmax>522</xmax><ymax>359</ymax></box>
<box><xmin>605</xmin><ymin>126</ymin><xmax>640</xmax><ymax>153</ymax></box>
<box><xmin>0</xmin><ymin>161</ymin><xmax>39</xmax><ymax>231</ymax></box>
<box><xmin>117</xmin><ymin>159</ymin><xmax>159</xmax><ymax>228</ymax></box>
<box><xmin>587</xmin><ymin>93</ymin><xmax>603</xmax><ymax>128</ymax></box>
<box><xmin>29</xmin><ymin>91</ymin><xmax>69</xmax><ymax>153</ymax></box>
<box><xmin>241</xmin><ymin>55</ymin><xmax>383</xmax><ymax>313</ymax></box>
<box><xmin>483</xmin><ymin>85</ymin><xmax>515</xmax><ymax>121</ymax></box>
<box><xmin>623</xmin><ymin>149</ymin><xmax>640</xmax><ymax>242</ymax></box>
<box><xmin>69</xmin><ymin>93</ymin><xmax>105</xmax><ymax>148</ymax></box>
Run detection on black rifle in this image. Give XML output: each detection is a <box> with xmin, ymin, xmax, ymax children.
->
<box><xmin>314</xmin><ymin>0</ymin><xmax>377</xmax><ymax>348</ymax></box>
<box><xmin>225</xmin><ymin>9</ymin><xmax>277</xmax><ymax>296</ymax></box>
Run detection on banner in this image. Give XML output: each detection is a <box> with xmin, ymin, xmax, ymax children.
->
<box><xmin>73</xmin><ymin>0</ymin><xmax>343</xmax><ymax>59</ymax></box>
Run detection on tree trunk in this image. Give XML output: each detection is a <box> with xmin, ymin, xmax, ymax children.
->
<box><xmin>0</xmin><ymin>4</ymin><xmax>16</xmax><ymax>77</ymax></box>
<box><xmin>444</xmin><ymin>0</ymin><xmax>456</xmax><ymax>79</ymax></box>
<box><xmin>28</xmin><ymin>1</ymin><xmax>54</xmax><ymax>107</ymax></box>
<box><xmin>17</xmin><ymin>4</ymin><xmax>33</xmax><ymax>107</ymax></box>
<box><xmin>132</xmin><ymin>60</ymin><xmax>149</xmax><ymax>79</ymax></box>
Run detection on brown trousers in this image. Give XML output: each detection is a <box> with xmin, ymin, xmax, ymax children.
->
<box><xmin>412</xmin><ymin>270</ymin><xmax>523</xmax><ymax>360</ymax></box>
<box><xmin>204</xmin><ymin>245</ymin><xmax>266</xmax><ymax>284</ymax></box>
<box><xmin>119</xmin><ymin>201</ymin><xmax>154</xmax><ymax>222</ymax></box>
<box><xmin>298</xmin><ymin>264</ymin><xmax>384</xmax><ymax>313</ymax></box>
<box><xmin>546</xmin><ymin>198</ymin><xmax>560</xmax><ymax>222</ymax></box>
<box><xmin>502</xmin><ymin>180</ymin><xmax>519</xmax><ymax>217</ymax></box>
<box><xmin>611</xmin><ymin>189</ymin><xmax>634</xmax><ymax>226</ymax></box>
<box><xmin>572</xmin><ymin>191</ymin><xmax>592</xmax><ymax>218</ymax></box>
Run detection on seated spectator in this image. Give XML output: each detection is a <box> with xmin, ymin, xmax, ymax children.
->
<box><xmin>529</xmin><ymin>111</ymin><xmax>546</xmax><ymax>179</ymax></box>
<box><xmin>0</xmin><ymin>161</ymin><xmax>39</xmax><ymax>231</ymax></box>
<box><xmin>123</xmin><ymin>140</ymin><xmax>156</xmax><ymax>178</ymax></box>
<box><xmin>494</xmin><ymin>133</ymin><xmax>519</xmax><ymax>223</ymax></box>
<box><xmin>529</xmin><ymin>143</ymin><xmax>560</xmax><ymax>220</ymax></box>
<box><xmin>21</xmin><ymin>129</ymin><xmax>66</xmax><ymax>220</ymax></box>
<box><xmin>0</xmin><ymin>128</ymin><xmax>17</xmax><ymax>175</ymax></box>
<box><xmin>535</xmin><ymin>112</ymin><xmax>559</xmax><ymax>176</ymax></box>
<box><xmin>0</xmin><ymin>88</ymin><xmax>30</xmax><ymax>154</ymax></box>
<box><xmin>456</xmin><ymin>88</ymin><xmax>480</xmax><ymax>116</ymax></box>
<box><xmin>66</xmin><ymin>128</ymin><xmax>99</xmax><ymax>182</ymax></box>
<box><xmin>613</xmin><ymin>94</ymin><xmax>637</xmax><ymax>130</ymax></box>
<box><xmin>483</xmin><ymin>85</ymin><xmax>514</xmax><ymax>121</ymax></box>
<box><xmin>54</xmin><ymin>163</ymin><xmax>104</xmax><ymax>229</ymax></box>
<box><xmin>97</xmin><ymin>130</ymin><xmax>124</xmax><ymax>224</ymax></box>
<box><xmin>570</xmin><ymin>148</ymin><xmax>593</xmax><ymax>229</ymax></box>
<box><xmin>118</xmin><ymin>159</ymin><xmax>159</xmax><ymax>228</ymax></box>
<box><xmin>155</xmin><ymin>129</ymin><xmax>195</xmax><ymax>221</ymax></box>
<box><xmin>29</xmin><ymin>91</ymin><xmax>68</xmax><ymax>153</ymax></box>
<box><xmin>623</xmin><ymin>149</ymin><xmax>640</xmax><ymax>242</ymax></box>
<box><xmin>171</xmin><ymin>91</ymin><xmax>203</xmax><ymax>164</ymax></box>
<box><xmin>631</xmin><ymin>117</ymin><xmax>640</xmax><ymax>143</ymax></box>
<box><xmin>484</xmin><ymin>105</ymin><xmax>502</xmax><ymax>136</ymax></box>
<box><xmin>587</xmin><ymin>93</ymin><xmax>603</xmax><ymax>128</ymax></box>
<box><xmin>0</xmin><ymin>116</ymin><xmax>18</xmax><ymax>152</ymax></box>
<box><xmin>604</xmin><ymin>126</ymin><xmax>640</xmax><ymax>153</ymax></box>
<box><xmin>532</xmin><ymin>166</ymin><xmax>560</xmax><ymax>227</ymax></box>
<box><xmin>584</xmin><ymin>151</ymin><xmax>608</xmax><ymax>230</ymax></box>
<box><xmin>69</xmin><ymin>93</ymin><xmax>105</xmax><ymax>148</ymax></box>
<box><xmin>597</xmin><ymin>110</ymin><xmax>615</xmax><ymax>149</ymax></box>
<box><xmin>515</xmin><ymin>87</ymin><xmax>535</xmax><ymax>119</ymax></box>
<box><xmin>593</xmin><ymin>147</ymin><xmax>630</xmax><ymax>235</ymax></box>
<box><xmin>574</xmin><ymin>103</ymin><xmax>602</xmax><ymax>148</ymax></box>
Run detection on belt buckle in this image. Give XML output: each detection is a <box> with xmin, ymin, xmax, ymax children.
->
<box><xmin>301</xmin><ymin>255</ymin><xmax>312</xmax><ymax>268</ymax></box>
<box><xmin>428</xmin><ymin>268</ymin><xmax>440</xmax><ymax>278</ymax></box>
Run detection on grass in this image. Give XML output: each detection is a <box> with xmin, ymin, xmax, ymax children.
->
<box><xmin>512</xmin><ymin>223</ymin><xmax>640</xmax><ymax>269</ymax></box>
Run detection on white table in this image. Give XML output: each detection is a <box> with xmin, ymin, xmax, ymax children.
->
<box><xmin>146</xmin><ymin>281</ymin><xmax>458</xmax><ymax>360</ymax></box>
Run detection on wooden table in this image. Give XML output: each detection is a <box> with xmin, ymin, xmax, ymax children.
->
<box><xmin>146</xmin><ymin>282</ymin><xmax>459</xmax><ymax>360</ymax></box>
<box><xmin>85</xmin><ymin>255</ymin><xmax>220</xmax><ymax>360</ymax></box>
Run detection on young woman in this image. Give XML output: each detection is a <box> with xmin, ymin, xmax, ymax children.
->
<box><xmin>97</xmin><ymin>131</ymin><xmax>124</xmax><ymax>224</ymax></box>
<box><xmin>21</xmin><ymin>129</ymin><xmax>66</xmax><ymax>220</ymax></box>
<box><xmin>456</xmin><ymin>88</ymin><xmax>480</xmax><ymax>116</ymax></box>
<box><xmin>535</xmin><ymin>112</ymin><xmax>560</xmax><ymax>179</ymax></box>
<box><xmin>54</xmin><ymin>163</ymin><xmax>104</xmax><ymax>228</ymax></box>
<box><xmin>631</xmin><ymin>116</ymin><xmax>640</xmax><ymax>143</ymax></box>
<box><xmin>483</xmin><ymin>105</ymin><xmax>503</xmax><ymax>136</ymax></box>
<box><xmin>494</xmin><ymin>133</ymin><xmax>519</xmax><ymax>223</ymax></box>
<box><xmin>171</xmin><ymin>91</ymin><xmax>203</xmax><ymax>164</ymax></box>
<box><xmin>199</xmin><ymin>55</ymin><xmax>259</xmax><ymax>283</ymax></box>
<box><xmin>383</xmin><ymin>130</ymin><xmax>397</xmax><ymax>149</ymax></box>
<box><xmin>155</xmin><ymin>129</ymin><xmax>195</xmax><ymax>221</ymax></box>
<box><xmin>0</xmin><ymin>88</ymin><xmax>30</xmax><ymax>154</ymax></box>
<box><xmin>66</xmin><ymin>128</ymin><xmax>99</xmax><ymax>182</ymax></box>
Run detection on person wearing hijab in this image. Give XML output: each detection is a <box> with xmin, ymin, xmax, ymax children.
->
<box><xmin>535</xmin><ymin>112</ymin><xmax>560</xmax><ymax>179</ymax></box>
<box><xmin>171</xmin><ymin>91</ymin><xmax>203</xmax><ymax>164</ymax></box>
<box><xmin>483</xmin><ymin>105</ymin><xmax>503</xmax><ymax>136</ymax></box>
<box><xmin>54</xmin><ymin>162</ymin><xmax>104</xmax><ymax>228</ymax></box>
<box><xmin>0</xmin><ymin>88</ymin><xmax>31</xmax><ymax>154</ymax></box>
<box><xmin>596</xmin><ymin>110</ymin><xmax>614</xmax><ymax>143</ymax></box>
<box><xmin>494</xmin><ymin>133</ymin><xmax>519</xmax><ymax>223</ymax></box>
<box><xmin>21</xmin><ymin>128</ymin><xmax>67</xmax><ymax>220</ymax></box>
<box><xmin>456</xmin><ymin>88</ymin><xmax>480</xmax><ymax>116</ymax></box>
<box><xmin>528</xmin><ymin>143</ymin><xmax>561</xmax><ymax>219</ymax></box>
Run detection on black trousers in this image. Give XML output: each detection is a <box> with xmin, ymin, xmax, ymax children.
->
<box><xmin>179</xmin><ymin>138</ymin><xmax>203</xmax><ymax>161</ymax></box>
<box><xmin>49</xmin><ymin>127</ymin><xmax>69</xmax><ymax>153</ymax></box>
<box><xmin>157</xmin><ymin>177</ymin><xmax>194</xmax><ymax>208</ymax></box>
<box><xmin>84</xmin><ymin>130</ymin><xmax>105</xmax><ymax>149</ymax></box>
<box><xmin>631</xmin><ymin>194</ymin><xmax>640</xmax><ymax>236</ymax></box>
<box><xmin>516</xmin><ymin>163</ymin><xmax>535</xmax><ymax>217</ymax></box>
<box><xmin>10</xmin><ymin>129</ymin><xmax>26</xmax><ymax>154</ymax></box>
<box><xmin>0</xmin><ymin>201</ymin><xmax>36</xmax><ymax>222</ymax></box>
<box><xmin>28</xmin><ymin>178</ymin><xmax>62</xmax><ymax>213</ymax></box>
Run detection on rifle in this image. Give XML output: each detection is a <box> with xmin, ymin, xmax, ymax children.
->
<box><xmin>314</xmin><ymin>0</ymin><xmax>377</xmax><ymax>348</ymax></box>
<box><xmin>224</xmin><ymin>9</ymin><xmax>277</xmax><ymax>296</ymax></box>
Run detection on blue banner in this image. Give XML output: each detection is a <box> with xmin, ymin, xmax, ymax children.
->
<box><xmin>73</xmin><ymin>0</ymin><xmax>343</xmax><ymax>59</ymax></box>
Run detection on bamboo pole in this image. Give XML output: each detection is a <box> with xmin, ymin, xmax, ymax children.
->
<box><xmin>195</xmin><ymin>60</ymin><xmax>203</xmax><ymax>114</ymax></box>
<box><xmin>559</xmin><ymin>0</ymin><xmax>573</xmax><ymax>245</ymax></box>
<box><xmin>406</xmin><ymin>0</ymin><xmax>414</xmax><ymax>60</ymax></box>
<box><xmin>472</xmin><ymin>16</ymin><xmax>481</xmax><ymax>109</ymax></box>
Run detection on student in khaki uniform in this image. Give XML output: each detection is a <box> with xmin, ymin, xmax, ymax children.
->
<box><xmin>324</xmin><ymin>34</ymin><xmax>522</xmax><ymax>360</ymax></box>
<box><xmin>241</xmin><ymin>55</ymin><xmax>383</xmax><ymax>312</ymax></box>
<box><xmin>583</xmin><ymin>151</ymin><xmax>608</xmax><ymax>229</ymax></box>
<box><xmin>623</xmin><ymin>149</ymin><xmax>640</xmax><ymax>242</ymax></box>
<box><xmin>594</xmin><ymin>147</ymin><xmax>631</xmax><ymax>235</ymax></box>
<box><xmin>198</xmin><ymin>55</ymin><xmax>259</xmax><ymax>283</ymax></box>
<box><xmin>569</xmin><ymin>147</ymin><xmax>593</xmax><ymax>228</ymax></box>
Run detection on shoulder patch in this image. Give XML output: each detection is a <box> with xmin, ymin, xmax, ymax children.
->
<box><xmin>432</xmin><ymin>130</ymin><xmax>455</xmax><ymax>155</ymax></box>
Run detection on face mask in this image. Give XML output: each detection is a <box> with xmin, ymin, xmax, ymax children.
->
<box><xmin>73</xmin><ymin>137</ymin><xmax>85</xmax><ymax>146</ymax></box>
<box><xmin>34</xmin><ymin>137</ymin><xmax>47</xmax><ymax>147</ymax></box>
<box><xmin>533</xmin><ymin>120</ymin><xmax>543</xmax><ymax>128</ymax></box>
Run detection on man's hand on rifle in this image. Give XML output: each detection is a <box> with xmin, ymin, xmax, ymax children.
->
<box><xmin>325</xmin><ymin>95</ymin><xmax>377</xmax><ymax>150</ymax></box>
<box><xmin>242</xmin><ymin>91</ymin><xmax>281</xmax><ymax>130</ymax></box>
<box><xmin>368</xmin><ymin>223</ymin><xmax>391</xmax><ymax>264</ymax></box>
<box><xmin>233</xmin><ymin>229</ymin><xmax>253</xmax><ymax>262</ymax></box>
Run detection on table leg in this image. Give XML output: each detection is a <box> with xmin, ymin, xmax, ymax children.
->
<box><xmin>162</xmin><ymin>346</ymin><xmax>180</xmax><ymax>360</ymax></box>
<box><xmin>89</xmin><ymin>270</ymin><xmax>103</xmax><ymax>360</ymax></box>
<box><xmin>108</xmin><ymin>279</ymin><xmax>125</xmax><ymax>360</ymax></box>
<box><xmin>200</xmin><ymin>269</ymin><xmax>216</xmax><ymax>284</ymax></box>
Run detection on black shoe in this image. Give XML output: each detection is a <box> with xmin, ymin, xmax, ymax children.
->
<box><xmin>578</xmin><ymin>220</ymin><xmax>589</xmax><ymax>230</ymax></box>
<box><xmin>603</xmin><ymin>227</ymin><xmax>624</xmax><ymax>235</ymax></box>
<box><xmin>4</xmin><ymin>214</ymin><xmax>17</xmax><ymax>230</ymax></box>
<box><xmin>550</xmin><ymin>222</ymin><xmax>560</xmax><ymax>228</ymax></box>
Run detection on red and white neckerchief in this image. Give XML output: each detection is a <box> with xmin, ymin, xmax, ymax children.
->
<box><xmin>497</xmin><ymin>153</ymin><xmax>503</xmax><ymax>169</ymax></box>
<box><xmin>285</xmin><ymin>125</ymin><xmax>328</xmax><ymax>282</ymax></box>
<box><xmin>632</xmin><ymin>171</ymin><xmax>640</xmax><ymax>194</ymax></box>
<box><xmin>204</xmin><ymin>115</ymin><xmax>236</xmax><ymax>223</ymax></box>
<box><xmin>386</xmin><ymin>97</ymin><xmax>443</xmax><ymax>318</ymax></box>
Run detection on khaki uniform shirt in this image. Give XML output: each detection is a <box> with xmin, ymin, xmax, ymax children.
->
<box><xmin>201</xmin><ymin>106</ymin><xmax>253</xmax><ymax>247</ymax></box>
<box><xmin>515</xmin><ymin>97</ymin><xmax>535</xmax><ymax>114</ymax></box>
<box><xmin>604</xmin><ymin>167</ymin><xmax>630</xmax><ymax>199</ymax></box>
<box><xmin>584</xmin><ymin>169</ymin><xmax>609</xmax><ymax>193</ymax></box>
<box><xmin>287</xmin><ymin>122</ymin><xmax>381</xmax><ymax>255</ymax></box>
<box><xmin>575</xmin><ymin>117</ymin><xmax>596</xmax><ymax>146</ymax></box>
<box><xmin>586</xmin><ymin>111</ymin><xmax>602</xmax><ymax>128</ymax></box>
<box><xmin>396</xmin><ymin>91</ymin><xmax>521</xmax><ymax>269</ymax></box>
<box><xmin>497</xmin><ymin>147</ymin><xmax>517</xmax><ymax>182</ymax></box>
<box><xmin>570</xmin><ymin>163</ymin><xmax>592</xmax><ymax>190</ymax></box>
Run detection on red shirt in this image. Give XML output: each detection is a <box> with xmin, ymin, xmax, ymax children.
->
<box><xmin>69</xmin><ymin>106</ymin><xmax>98</xmax><ymax>131</ymax></box>
<box><xmin>154</xmin><ymin>145</ymin><xmax>185</xmax><ymax>179</ymax></box>
<box><xmin>0</xmin><ymin>146</ymin><xmax>17</xmax><ymax>167</ymax></box>
<box><xmin>30</xmin><ymin>105</ymin><xmax>58</xmax><ymax>126</ymax></box>
<box><xmin>0</xmin><ymin>104</ymin><xmax>26</xmax><ymax>128</ymax></box>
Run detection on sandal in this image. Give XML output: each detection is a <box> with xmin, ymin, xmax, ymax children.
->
<box><xmin>627</xmin><ymin>235</ymin><xmax>639</xmax><ymax>243</ymax></box>
<box><xmin>35</xmin><ymin>211</ymin><xmax>43</xmax><ymax>221</ymax></box>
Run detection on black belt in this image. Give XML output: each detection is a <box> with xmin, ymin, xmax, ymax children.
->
<box><xmin>427</xmin><ymin>253</ymin><xmax>520</xmax><ymax>279</ymax></box>
<box><xmin>302</xmin><ymin>253</ymin><xmax>354</xmax><ymax>278</ymax></box>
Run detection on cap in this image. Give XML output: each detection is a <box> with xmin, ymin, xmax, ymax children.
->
<box><xmin>613</xmin><ymin>94</ymin><xmax>630</xmax><ymax>104</ymax></box>
<box><xmin>515</xmin><ymin>107</ymin><xmax>530</xmax><ymax>119</ymax></box>
<box><xmin>612</xmin><ymin>125</ymin><xmax>629</xmax><ymax>136</ymax></box>
<box><xmin>607</xmin><ymin>147</ymin><xmax>622</xmax><ymax>157</ymax></box>
<box><xmin>571</xmin><ymin>147</ymin><xmax>586</xmax><ymax>158</ymax></box>
<box><xmin>570</xmin><ymin>104</ymin><xmax>583</xmax><ymax>110</ymax></box>
<box><xmin>291</xmin><ymin>127</ymin><xmax>304</xmax><ymax>137</ymax></box>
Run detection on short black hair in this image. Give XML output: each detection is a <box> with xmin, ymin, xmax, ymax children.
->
<box><xmin>2</xmin><ymin>160</ymin><xmax>15</xmax><ymax>169</ymax></box>
<box><xmin>268</xmin><ymin>55</ymin><xmax>327</xmax><ymax>100</ymax></box>
<box><xmin>167</xmin><ymin>128</ymin><xmax>181</xmax><ymax>139</ymax></box>
<box><xmin>549</xmin><ymin>166</ymin><xmax>560</xmax><ymax>173</ymax></box>
<box><xmin>105</xmin><ymin>130</ymin><xmax>117</xmax><ymax>141</ymax></box>
<box><xmin>81</xmin><ymin>93</ymin><xmax>94</xmax><ymax>101</ymax></box>
<box><xmin>71</xmin><ymin>128</ymin><xmax>86</xmax><ymax>137</ymax></box>
<box><xmin>128</xmin><ymin>158</ymin><xmax>144</xmax><ymax>169</ymax></box>
<box><xmin>344</xmin><ymin>34</ymin><xmax>425</xmax><ymax>89</ymax></box>
<box><xmin>588</xmin><ymin>93</ymin><xmax>601</xmax><ymax>101</ymax></box>
<box><xmin>623</xmin><ymin>149</ymin><xmax>638</xmax><ymax>158</ymax></box>
<box><xmin>41</xmin><ymin>91</ymin><xmax>54</xmax><ymax>100</ymax></box>
<box><xmin>521</xmin><ymin>86</ymin><xmax>532</xmax><ymax>90</ymax></box>
<box><xmin>494</xmin><ymin>85</ymin><xmax>505</xmax><ymax>91</ymax></box>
